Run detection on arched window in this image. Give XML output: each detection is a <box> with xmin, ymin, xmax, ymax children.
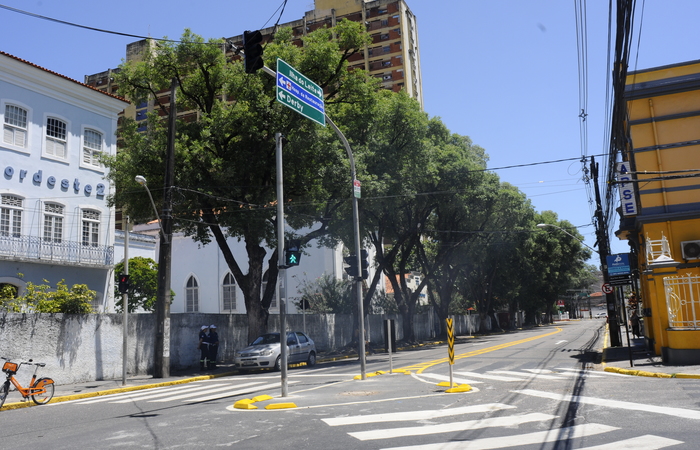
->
<box><xmin>83</xmin><ymin>129</ymin><xmax>103</xmax><ymax>167</ymax></box>
<box><xmin>222</xmin><ymin>273</ymin><xmax>236</xmax><ymax>312</ymax></box>
<box><xmin>3</xmin><ymin>104</ymin><xmax>27</xmax><ymax>148</ymax></box>
<box><xmin>0</xmin><ymin>195</ymin><xmax>23</xmax><ymax>237</ymax></box>
<box><xmin>186</xmin><ymin>276</ymin><xmax>199</xmax><ymax>312</ymax></box>
<box><xmin>43</xmin><ymin>202</ymin><xmax>64</xmax><ymax>243</ymax></box>
<box><xmin>81</xmin><ymin>209</ymin><xmax>100</xmax><ymax>246</ymax></box>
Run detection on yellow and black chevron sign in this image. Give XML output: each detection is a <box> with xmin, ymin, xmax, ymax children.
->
<box><xmin>446</xmin><ymin>318</ymin><xmax>455</xmax><ymax>364</ymax></box>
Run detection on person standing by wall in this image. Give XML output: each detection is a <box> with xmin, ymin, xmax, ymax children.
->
<box><xmin>198</xmin><ymin>325</ymin><xmax>210</xmax><ymax>370</ymax></box>
<box><xmin>208</xmin><ymin>324</ymin><xmax>219</xmax><ymax>369</ymax></box>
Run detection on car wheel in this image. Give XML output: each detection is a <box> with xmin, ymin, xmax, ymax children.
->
<box><xmin>307</xmin><ymin>351</ymin><xmax>316</xmax><ymax>367</ymax></box>
<box><xmin>274</xmin><ymin>356</ymin><xmax>281</xmax><ymax>371</ymax></box>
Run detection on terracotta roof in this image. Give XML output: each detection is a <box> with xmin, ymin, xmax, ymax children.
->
<box><xmin>0</xmin><ymin>51</ymin><xmax>129</xmax><ymax>104</ymax></box>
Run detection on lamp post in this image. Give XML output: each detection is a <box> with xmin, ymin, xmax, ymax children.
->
<box><xmin>135</xmin><ymin>175</ymin><xmax>172</xmax><ymax>378</ymax></box>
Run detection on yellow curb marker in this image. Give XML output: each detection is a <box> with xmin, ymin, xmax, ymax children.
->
<box><xmin>265</xmin><ymin>402</ymin><xmax>297</xmax><ymax>410</ymax></box>
<box><xmin>234</xmin><ymin>399</ymin><xmax>258</xmax><ymax>410</ymax></box>
<box><xmin>446</xmin><ymin>384</ymin><xmax>472</xmax><ymax>393</ymax></box>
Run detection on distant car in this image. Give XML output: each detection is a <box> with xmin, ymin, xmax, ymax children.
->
<box><xmin>234</xmin><ymin>331</ymin><xmax>316</xmax><ymax>371</ymax></box>
<box><xmin>595</xmin><ymin>312</ymin><xmax>607</xmax><ymax>319</ymax></box>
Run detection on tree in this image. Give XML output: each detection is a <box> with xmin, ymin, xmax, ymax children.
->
<box><xmin>106</xmin><ymin>23</ymin><xmax>376</xmax><ymax>342</ymax></box>
<box><xmin>114</xmin><ymin>257</ymin><xmax>160</xmax><ymax>312</ymax></box>
<box><xmin>292</xmin><ymin>273</ymin><xmax>353</xmax><ymax>314</ymax></box>
<box><xmin>20</xmin><ymin>279</ymin><xmax>94</xmax><ymax>314</ymax></box>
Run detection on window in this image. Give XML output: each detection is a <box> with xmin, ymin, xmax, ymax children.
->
<box><xmin>0</xmin><ymin>195</ymin><xmax>23</xmax><ymax>237</ymax></box>
<box><xmin>186</xmin><ymin>276</ymin><xmax>199</xmax><ymax>312</ymax></box>
<box><xmin>262</xmin><ymin>271</ymin><xmax>276</xmax><ymax>309</ymax></box>
<box><xmin>380</xmin><ymin>33</ymin><xmax>389</xmax><ymax>40</ymax></box>
<box><xmin>45</xmin><ymin>117</ymin><xmax>67</xmax><ymax>158</ymax></box>
<box><xmin>222</xmin><ymin>273</ymin><xmax>236</xmax><ymax>311</ymax></box>
<box><xmin>81</xmin><ymin>209</ymin><xmax>100</xmax><ymax>247</ymax></box>
<box><xmin>82</xmin><ymin>129</ymin><xmax>103</xmax><ymax>167</ymax></box>
<box><xmin>383</xmin><ymin>46</ymin><xmax>391</xmax><ymax>54</ymax></box>
<box><xmin>43</xmin><ymin>203</ymin><xmax>64</xmax><ymax>243</ymax></box>
<box><xmin>3</xmin><ymin>104</ymin><xmax>27</xmax><ymax>148</ymax></box>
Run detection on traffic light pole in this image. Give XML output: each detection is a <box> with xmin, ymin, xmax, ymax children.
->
<box><xmin>259</xmin><ymin>64</ymin><xmax>366</xmax><ymax>380</ymax></box>
<box><xmin>275</xmin><ymin>133</ymin><xmax>289</xmax><ymax>396</ymax></box>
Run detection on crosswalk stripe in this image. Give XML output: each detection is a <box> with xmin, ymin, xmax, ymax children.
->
<box><xmin>349</xmin><ymin>412</ymin><xmax>557</xmax><ymax>441</ymax></box>
<box><xmin>183</xmin><ymin>381</ymin><xmax>293</xmax><ymax>403</ymax></box>
<box><xmin>515</xmin><ymin>389</ymin><xmax>700</xmax><ymax>420</ymax></box>
<box><xmin>454</xmin><ymin>371</ymin><xmax>523</xmax><ymax>382</ymax></box>
<box><xmin>415</xmin><ymin>372</ymin><xmax>483</xmax><ymax>385</ymax></box>
<box><xmin>490</xmin><ymin>370</ymin><xmax>564</xmax><ymax>380</ymax></box>
<box><xmin>577</xmin><ymin>434</ymin><xmax>684</xmax><ymax>449</ymax></box>
<box><xmin>150</xmin><ymin>382</ymin><xmax>264</xmax><ymax>402</ymax></box>
<box><xmin>322</xmin><ymin>403</ymin><xmax>516</xmax><ymax>426</ymax></box>
<box><xmin>378</xmin><ymin>423</ymin><xmax>618</xmax><ymax>450</ymax></box>
<box><xmin>70</xmin><ymin>383</ymin><xmax>214</xmax><ymax>404</ymax></box>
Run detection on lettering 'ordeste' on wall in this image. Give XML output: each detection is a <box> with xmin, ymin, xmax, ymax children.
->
<box><xmin>3</xmin><ymin>165</ymin><xmax>106</xmax><ymax>199</ymax></box>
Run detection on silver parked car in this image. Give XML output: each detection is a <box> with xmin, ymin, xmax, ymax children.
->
<box><xmin>234</xmin><ymin>331</ymin><xmax>316</xmax><ymax>371</ymax></box>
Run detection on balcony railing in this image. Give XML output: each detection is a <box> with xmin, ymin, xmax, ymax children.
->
<box><xmin>0</xmin><ymin>234</ymin><xmax>113</xmax><ymax>267</ymax></box>
<box><xmin>664</xmin><ymin>273</ymin><xmax>700</xmax><ymax>330</ymax></box>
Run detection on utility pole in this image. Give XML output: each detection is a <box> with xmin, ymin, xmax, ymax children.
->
<box><xmin>122</xmin><ymin>216</ymin><xmax>129</xmax><ymax>386</ymax></box>
<box><xmin>154</xmin><ymin>78</ymin><xmax>176</xmax><ymax>378</ymax></box>
<box><xmin>591</xmin><ymin>156</ymin><xmax>622</xmax><ymax>347</ymax></box>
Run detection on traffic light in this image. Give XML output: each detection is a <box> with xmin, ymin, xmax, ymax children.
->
<box><xmin>344</xmin><ymin>250</ymin><xmax>369</xmax><ymax>279</ymax></box>
<box><xmin>118</xmin><ymin>274</ymin><xmax>130</xmax><ymax>294</ymax></box>
<box><xmin>243</xmin><ymin>30</ymin><xmax>264</xmax><ymax>74</ymax></box>
<box><xmin>285</xmin><ymin>240</ymin><xmax>302</xmax><ymax>267</ymax></box>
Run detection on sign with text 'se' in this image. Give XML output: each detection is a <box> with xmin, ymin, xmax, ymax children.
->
<box><xmin>276</xmin><ymin>58</ymin><xmax>325</xmax><ymax>126</ymax></box>
<box><xmin>616</xmin><ymin>162</ymin><xmax>637</xmax><ymax>216</ymax></box>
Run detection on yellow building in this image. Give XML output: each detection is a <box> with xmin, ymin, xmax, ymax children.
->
<box><xmin>618</xmin><ymin>59</ymin><xmax>700</xmax><ymax>364</ymax></box>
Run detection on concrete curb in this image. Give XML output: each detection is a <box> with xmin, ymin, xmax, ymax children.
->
<box><xmin>603</xmin><ymin>366</ymin><xmax>700</xmax><ymax>379</ymax></box>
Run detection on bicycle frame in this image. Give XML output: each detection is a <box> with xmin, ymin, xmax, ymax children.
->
<box><xmin>6</xmin><ymin>364</ymin><xmax>48</xmax><ymax>398</ymax></box>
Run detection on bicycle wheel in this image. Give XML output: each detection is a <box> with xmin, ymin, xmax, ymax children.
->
<box><xmin>0</xmin><ymin>381</ymin><xmax>9</xmax><ymax>408</ymax></box>
<box><xmin>31</xmin><ymin>378</ymin><xmax>54</xmax><ymax>405</ymax></box>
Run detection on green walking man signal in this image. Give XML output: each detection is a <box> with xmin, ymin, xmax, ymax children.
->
<box><xmin>285</xmin><ymin>240</ymin><xmax>302</xmax><ymax>267</ymax></box>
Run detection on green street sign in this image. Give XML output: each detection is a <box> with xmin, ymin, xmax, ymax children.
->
<box><xmin>276</xmin><ymin>58</ymin><xmax>325</xmax><ymax>126</ymax></box>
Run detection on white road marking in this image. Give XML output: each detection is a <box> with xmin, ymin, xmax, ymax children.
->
<box><xmin>349</xmin><ymin>412</ymin><xmax>557</xmax><ymax>441</ymax></box>
<box><xmin>151</xmin><ymin>382</ymin><xmax>267</xmax><ymax>402</ymax></box>
<box><xmin>454</xmin><ymin>371</ymin><xmax>523</xmax><ymax>382</ymax></box>
<box><xmin>490</xmin><ymin>370</ymin><xmax>564</xmax><ymax>380</ymax></box>
<box><xmin>415</xmin><ymin>372</ymin><xmax>483</xmax><ymax>385</ymax></box>
<box><xmin>322</xmin><ymin>403</ymin><xmax>516</xmax><ymax>426</ymax></box>
<box><xmin>577</xmin><ymin>434</ymin><xmax>684</xmax><ymax>449</ymax></box>
<box><xmin>68</xmin><ymin>383</ymin><xmax>214</xmax><ymax>404</ymax></box>
<box><xmin>555</xmin><ymin>340</ymin><xmax>568</xmax><ymax>345</ymax></box>
<box><xmin>379</xmin><ymin>423</ymin><xmax>618</xmax><ymax>449</ymax></box>
<box><xmin>515</xmin><ymin>389</ymin><xmax>700</xmax><ymax>420</ymax></box>
<box><xmin>183</xmin><ymin>382</ymin><xmax>292</xmax><ymax>403</ymax></box>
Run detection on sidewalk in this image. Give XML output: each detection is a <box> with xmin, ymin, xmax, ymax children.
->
<box><xmin>601</xmin><ymin>331</ymin><xmax>700</xmax><ymax>378</ymax></box>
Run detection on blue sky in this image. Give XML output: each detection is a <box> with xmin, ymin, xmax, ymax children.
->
<box><xmin>3</xmin><ymin>0</ymin><xmax>699</xmax><ymax>262</ymax></box>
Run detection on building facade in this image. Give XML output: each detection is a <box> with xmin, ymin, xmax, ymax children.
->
<box><xmin>0</xmin><ymin>51</ymin><xmax>129</xmax><ymax>311</ymax></box>
<box><xmin>617</xmin><ymin>59</ymin><xmax>700</xmax><ymax>364</ymax></box>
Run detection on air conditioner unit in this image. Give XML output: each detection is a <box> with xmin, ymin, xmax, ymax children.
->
<box><xmin>681</xmin><ymin>240</ymin><xmax>700</xmax><ymax>260</ymax></box>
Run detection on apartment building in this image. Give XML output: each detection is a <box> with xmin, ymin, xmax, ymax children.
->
<box><xmin>0</xmin><ymin>51</ymin><xmax>129</xmax><ymax>311</ymax></box>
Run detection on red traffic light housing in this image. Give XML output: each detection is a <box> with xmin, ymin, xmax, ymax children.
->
<box><xmin>118</xmin><ymin>274</ymin><xmax>130</xmax><ymax>294</ymax></box>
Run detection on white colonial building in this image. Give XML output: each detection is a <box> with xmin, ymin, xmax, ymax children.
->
<box><xmin>0</xmin><ymin>51</ymin><xmax>129</xmax><ymax>311</ymax></box>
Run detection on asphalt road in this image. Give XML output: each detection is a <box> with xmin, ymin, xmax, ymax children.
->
<box><xmin>2</xmin><ymin>320</ymin><xmax>700</xmax><ymax>449</ymax></box>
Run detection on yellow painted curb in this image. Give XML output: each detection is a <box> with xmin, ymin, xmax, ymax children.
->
<box><xmin>437</xmin><ymin>381</ymin><xmax>458</xmax><ymax>387</ymax></box>
<box><xmin>265</xmin><ymin>402</ymin><xmax>297</xmax><ymax>410</ymax></box>
<box><xmin>674</xmin><ymin>373</ymin><xmax>700</xmax><ymax>379</ymax></box>
<box><xmin>446</xmin><ymin>384</ymin><xmax>472</xmax><ymax>393</ymax></box>
<box><xmin>234</xmin><ymin>399</ymin><xmax>257</xmax><ymax>409</ymax></box>
<box><xmin>252</xmin><ymin>394</ymin><xmax>273</xmax><ymax>402</ymax></box>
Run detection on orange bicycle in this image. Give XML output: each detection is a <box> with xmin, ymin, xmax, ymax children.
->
<box><xmin>1</xmin><ymin>357</ymin><xmax>55</xmax><ymax>409</ymax></box>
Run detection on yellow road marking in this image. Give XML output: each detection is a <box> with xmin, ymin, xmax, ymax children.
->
<box><xmin>398</xmin><ymin>327</ymin><xmax>563</xmax><ymax>374</ymax></box>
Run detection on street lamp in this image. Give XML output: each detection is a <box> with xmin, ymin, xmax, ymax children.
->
<box><xmin>135</xmin><ymin>174</ymin><xmax>172</xmax><ymax>378</ymax></box>
<box><xmin>135</xmin><ymin>176</ymin><xmax>167</xmax><ymax>243</ymax></box>
<box><xmin>536</xmin><ymin>223</ymin><xmax>598</xmax><ymax>254</ymax></box>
